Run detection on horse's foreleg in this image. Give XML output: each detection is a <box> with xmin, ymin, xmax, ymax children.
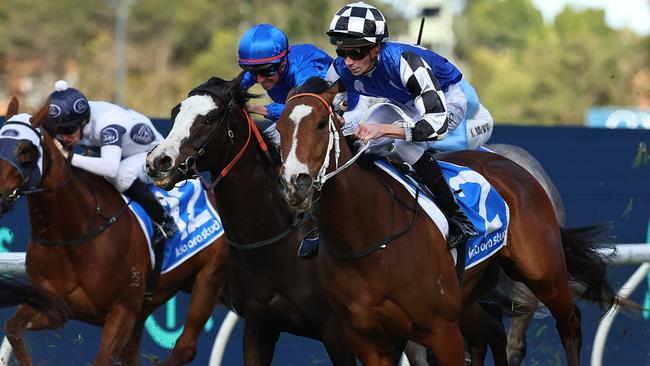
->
<box><xmin>242</xmin><ymin>321</ymin><xmax>279</xmax><ymax>366</ymax></box>
<box><xmin>93</xmin><ymin>303</ymin><xmax>138</xmax><ymax>366</ymax></box>
<box><xmin>5</xmin><ymin>304</ymin><xmax>66</xmax><ymax>366</ymax></box>
<box><xmin>321</xmin><ymin>318</ymin><xmax>356</xmax><ymax>366</ymax></box>
<box><xmin>421</xmin><ymin>317</ymin><xmax>465</xmax><ymax>366</ymax></box>
<box><xmin>117</xmin><ymin>318</ymin><xmax>145</xmax><ymax>366</ymax></box>
<box><xmin>506</xmin><ymin>308</ymin><xmax>535</xmax><ymax>366</ymax></box>
<box><xmin>162</xmin><ymin>267</ymin><xmax>226</xmax><ymax>366</ymax></box>
<box><xmin>340</xmin><ymin>323</ymin><xmax>401</xmax><ymax>366</ymax></box>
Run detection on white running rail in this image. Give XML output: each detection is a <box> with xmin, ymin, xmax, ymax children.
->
<box><xmin>2</xmin><ymin>244</ymin><xmax>650</xmax><ymax>366</ymax></box>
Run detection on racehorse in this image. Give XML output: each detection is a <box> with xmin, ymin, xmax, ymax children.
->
<box><xmin>143</xmin><ymin>75</ymin><xmax>574</xmax><ymax>366</ymax></box>
<box><xmin>146</xmin><ymin>76</ymin><xmax>356</xmax><ymax>365</ymax></box>
<box><xmin>273</xmin><ymin>78</ymin><xmax>619</xmax><ymax>366</ymax></box>
<box><xmin>0</xmin><ymin>98</ymin><xmax>229</xmax><ymax>366</ymax></box>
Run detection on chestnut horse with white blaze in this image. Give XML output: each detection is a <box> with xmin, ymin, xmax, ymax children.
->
<box><xmin>274</xmin><ymin>78</ymin><xmax>619</xmax><ymax>366</ymax></box>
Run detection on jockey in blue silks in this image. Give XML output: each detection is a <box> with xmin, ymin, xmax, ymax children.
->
<box><xmin>325</xmin><ymin>1</ymin><xmax>495</xmax><ymax>250</ymax></box>
<box><xmin>238</xmin><ymin>24</ymin><xmax>333</xmax><ymax>144</ymax></box>
<box><xmin>238</xmin><ymin>24</ymin><xmax>333</xmax><ymax>258</ymax></box>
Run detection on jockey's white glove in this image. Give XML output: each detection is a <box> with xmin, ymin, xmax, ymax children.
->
<box><xmin>53</xmin><ymin>138</ymin><xmax>71</xmax><ymax>161</ymax></box>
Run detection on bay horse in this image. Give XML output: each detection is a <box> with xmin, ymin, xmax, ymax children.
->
<box><xmin>274</xmin><ymin>78</ymin><xmax>619</xmax><ymax>366</ymax></box>
<box><xmin>0</xmin><ymin>98</ymin><xmax>229</xmax><ymax>366</ymax></box>
<box><xmin>146</xmin><ymin>76</ymin><xmax>356</xmax><ymax>366</ymax></box>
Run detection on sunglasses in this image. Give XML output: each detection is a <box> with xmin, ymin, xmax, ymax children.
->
<box><xmin>245</xmin><ymin>63</ymin><xmax>281</xmax><ymax>78</ymax></box>
<box><xmin>57</xmin><ymin>124</ymin><xmax>80</xmax><ymax>136</ymax></box>
<box><xmin>335</xmin><ymin>46</ymin><xmax>372</xmax><ymax>61</ymax></box>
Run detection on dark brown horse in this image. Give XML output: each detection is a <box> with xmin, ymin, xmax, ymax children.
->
<box><xmin>274</xmin><ymin>79</ymin><xmax>619</xmax><ymax>366</ymax></box>
<box><xmin>0</xmin><ymin>98</ymin><xmax>229</xmax><ymax>366</ymax></box>
<box><xmin>146</xmin><ymin>76</ymin><xmax>355</xmax><ymax>365</ymax></box>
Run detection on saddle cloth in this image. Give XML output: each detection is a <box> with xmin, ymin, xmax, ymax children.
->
<box><xmin>374</xmin><ymin>159</ymin><xmax>509</xmax><ymax>270</ymax></box>
<box><xmin>123</xmin><ymin>179</ymin><xmax>225</xmax><ymax>274</ymax></box>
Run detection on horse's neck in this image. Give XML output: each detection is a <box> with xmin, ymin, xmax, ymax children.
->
<box><xmin>318</xmin><ymin>158</ymin><xmax>392</xmax><ymax>251</ymax></box>
<box><xmin>213</xmin><ymin>146</ymin><xmax>295</xmax><ymax>246</ymax></box>
<box><xmin>27</xmin><ymin>163</ymin><xmax>102</xmax><ymax>239</ymax></box>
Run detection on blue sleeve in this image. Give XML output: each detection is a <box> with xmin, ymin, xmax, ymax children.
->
<box><xmin>240</xmin><ymin>72</ymin><xmax>256</xmax><ymax>90</ymax></box>
<box><xmin>265</xmin><ymin>103</ymin><xmax>285</xmax><ymax>122</ymax></box>
<box><xmin>346</xmin><ymin>89</ymin><xmax>361</xmax><ymax>111</ymax></box>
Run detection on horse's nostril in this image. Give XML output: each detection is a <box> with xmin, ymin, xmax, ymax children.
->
<box><xmin>295</xmin><ymin>174</ymin><xmax>313</xmax><ymax>193</ymax></box>
<box><xmin>156</xmin><ymin>155</ymin><xmax>174</xmax><ymax>172</ymax></box>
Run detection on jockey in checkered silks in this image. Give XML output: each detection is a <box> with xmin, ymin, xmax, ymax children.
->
<box><xmin>44</xmin><ymin>80</ymin><xmax>177</xmax><ymax>248</ymax></box>
<box><xmin>238</xmin><ymin>23</ymin><xmax>333</xmax><ymax>144</ymax></box>
<box><xmin>325</xmin><ymin>1</ymin><xmax>496</xmax><ymax>251</ymax></box>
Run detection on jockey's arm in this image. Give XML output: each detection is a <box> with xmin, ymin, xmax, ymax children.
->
<box><xmin>398</xmin><ymin>52</ymin><xmax>448</xmax><ymax>142</ymax></box>
<box><xmin>70</xmin><ymin>145</ymin><xmax>122</xmax><ymax>178</ymax></box>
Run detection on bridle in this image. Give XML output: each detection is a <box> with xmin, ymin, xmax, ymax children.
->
<box><xmin>176</xmin><ymin>89</ymin><xmax>311</xmax><ymax>250</ymax></box>
<box><xmin>285</xmin><ymin>92</ymin><xmax>368</xmax><ymax>190</ymax></box>
<box><xmin>180</xmin><ymin>91</ymin><xmax>272</xmax><ymax>191</ymax></box>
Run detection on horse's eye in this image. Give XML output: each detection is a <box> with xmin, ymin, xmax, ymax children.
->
<box><xmin>317</xmin><ymin>118</ymin><xmax>328</xmax><ymax>130</ymax></box>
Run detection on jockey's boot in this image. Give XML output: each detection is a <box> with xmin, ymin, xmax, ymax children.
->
<box><xmin>124</xmin><ymin>179</ymin><xmax>177</xmax><ymax>247</ymax></box>
<box><xmin>412</xmin><ymin>151</ymin><xmax>478</xmax><ymax>250</ymax></box>
<box><xmin>298</xmin><ymin>229</ymin><xmax>320</xmax><ymax>259</ymax></box>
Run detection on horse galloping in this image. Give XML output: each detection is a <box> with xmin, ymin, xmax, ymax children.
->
<box><xmin>0</xmin><ymin>97</ymin><xmax>228</xmax><ymax>366</ymax></box>
<box><xmin>146</xmin><ymin>75</ymin><xmax>356</xmax><ymax>365</ymax></box>
<box><xmin>274</xmin><ymin>78</ymin><xmax>619</xmax><ymax>366</ymax></box>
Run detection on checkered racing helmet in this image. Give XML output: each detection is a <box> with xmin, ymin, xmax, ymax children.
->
<box><xmin>327</xmin><ymin>2</ymin><xmax>388</xmax><ymax>47</ymax></box>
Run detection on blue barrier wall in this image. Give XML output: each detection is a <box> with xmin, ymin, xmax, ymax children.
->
<box><xmin>0</xmin><ymin>122</ymin><xmax>649</xmax><ymax>365</ymax></box>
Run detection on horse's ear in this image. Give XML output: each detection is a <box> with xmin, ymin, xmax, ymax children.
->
<box><xmin>321</xmin><ymin>81</ymin><xmax>342</xmax><ymax>104</ymax></box>
<box><xmin>286</xmin><ymin>87</ymin><xmax>298</xmax><ymax>100</ymax></box>
<box><xmin>6</xmin><ymin>97</ymin><xmax>19</xmax><ymax>120</ymax></box>
<box><xmin>30</xmin><ymin>97</ymin><xmax>51</xmax><ymax>128</ymax></box>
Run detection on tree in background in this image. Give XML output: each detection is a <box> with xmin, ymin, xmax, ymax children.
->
<box><xmin>0</xmin><ymin>0</ymin><xmax>646</xmax><ymax>123</ymax></box>
<box><xmin>455</xmin><ymin>0</ymin><xmax>649</xmax><ymax>125</ymax></box>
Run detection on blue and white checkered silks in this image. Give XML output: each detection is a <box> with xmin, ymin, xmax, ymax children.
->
<box><xmin>126</xmin><ymin>179</ymin><xmax>224</xmax><ymax>273</ymax></box>
<box><xmin>375</xmin><ymin>159</ymin><xmax>509</xmax><ymax>269</ymax></box>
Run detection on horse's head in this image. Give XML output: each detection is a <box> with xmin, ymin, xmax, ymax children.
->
<box><xmin>276</xmin><ymin>78</ymin><xmax>341</xmax><ymax>212</ymax></box>
<box><xmin>147</xmin><ymin>75</ymin><xmax>255</xmax><ymax>190</ymax></box>
<box><xmin>0</xmin><ymin>97</ymin><xmax>51</xmax><ymax>215</ymax></box>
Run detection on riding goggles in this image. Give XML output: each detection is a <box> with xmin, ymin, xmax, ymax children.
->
<box><xmin>242</xmin><ymin>63</ymin><xmax>281</xmax><ymax>78</ymax></box>
<box><xmin>335</xmin><ymin>46</ymin><xmax>372</xmax><ymax>61</ymax></box>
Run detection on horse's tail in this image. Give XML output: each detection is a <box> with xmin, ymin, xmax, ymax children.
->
<box><xmin>0</xmin><ymin>276</ymin><xmax>71</xmax><ymax>324</ymax></box>
<box><xmin>561</xmin><ymin>223</ymin><xmax>622</xmax><ymax>314</ymax></box>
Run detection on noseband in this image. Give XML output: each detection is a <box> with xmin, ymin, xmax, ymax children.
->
<box><xmin>181</xmin><ymin>94</ymin><xmax>272</xmax><ymax>191</ymax></box>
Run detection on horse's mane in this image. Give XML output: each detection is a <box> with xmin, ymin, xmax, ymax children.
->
<box><xmin>295</xmin><ymin>77</ymin><xmax>334</xmax><ymax>95</ymax></box>
<box><xmin>189</xmin><ymin>73</ymin><xmax>259</xmax><ymax>106</ymax></box>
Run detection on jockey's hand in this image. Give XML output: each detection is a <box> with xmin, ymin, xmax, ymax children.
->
<box><xmin>355</xmin><ymin>124</ymin><xmax>385</xmax><ymax>143</ymax></box>
<box><xmin>335</xmin><ymin>114</ymin><xmax>345</xmax><ymax>128</ymax></box>
<box><xmin>355</xmin><ymin>124</ymin><xmax>407</xmax><ymax>143</ymax></box>
<box><xmin>245</xmin><ymin>104</ymin><xmax>268</xmax><ymax>117</ymax></box>
<box><xmin>53</xmin><ymin>138</ymin><xmax>70</xmax><ymax>160</ymax></box>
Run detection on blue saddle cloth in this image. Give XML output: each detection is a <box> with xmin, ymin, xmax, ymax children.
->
<box><xmin>375</xmin><ymin>159</ymin><xmax>509</xmax><ymax>269</ymax></box>
<box><xmin>127</xmin><ymin>179</ymin><xmax>224</xmax><ymax>273</ymax></box>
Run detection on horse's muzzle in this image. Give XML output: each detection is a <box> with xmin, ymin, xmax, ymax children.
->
<box><xmin>279</xmin><ymin>173</ymin><xmax>314</xmax><ymax>212</ymax></box>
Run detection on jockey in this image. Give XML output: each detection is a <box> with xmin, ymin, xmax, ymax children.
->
<box><xmin>238</xmin><ymin>23</ymin><xmax>333</xmax><ymax>144</ymax></box>
<box><xmin>325</xmin><ymin>1</ymin><xmax>490</xmax><ymax>250</ymax></box>
<box><xmin>45</xmin><ymin>80</ymin><xmax>177</xmax><ymax>247</ymax></box>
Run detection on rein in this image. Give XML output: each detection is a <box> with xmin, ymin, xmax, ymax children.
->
<box><xmin>183</xmin><ymin>91</ymin><xmax>306</xmax><ymax>250</ymax></box>
<box><xmin>285</xmin><ymin>93</ymin><xmax>420</xmax><ymax>261</ymax></box>
<box><xmin>227</xmin><ymin>212</ymin><xmax>311</xmax><ymax>250</ymax></box>
<box><xmin>189</xmin><ymin>101</ymin><xmax>272</xmax><ymax>191</ymax></box>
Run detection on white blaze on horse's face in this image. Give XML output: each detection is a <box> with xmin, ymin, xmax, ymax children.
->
<box><xmin>152</xmin><ymin>95</ymin><xmax>217</xmax><ymax>165</ymax></box>
<box><xmin>282</xmin><ymin>104</ymin><xmax>313</xmax><ymax>183</ymax></box>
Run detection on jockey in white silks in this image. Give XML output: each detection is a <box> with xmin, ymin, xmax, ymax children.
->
<box><xmin>45</xmin><ymin>80</ymin><xmax>177</xmax><ymax>247</ymax></box>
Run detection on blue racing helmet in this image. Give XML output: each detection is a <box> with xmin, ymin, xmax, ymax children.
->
<box><xmin>47</xmin><ymin>80</ymin><xmax>90</xmax><ymax>134</ymax></box>
<box><xmin>238</xmin><ymin>24</ymin><xmax>288</xmax><ymax>66</ymax></box>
